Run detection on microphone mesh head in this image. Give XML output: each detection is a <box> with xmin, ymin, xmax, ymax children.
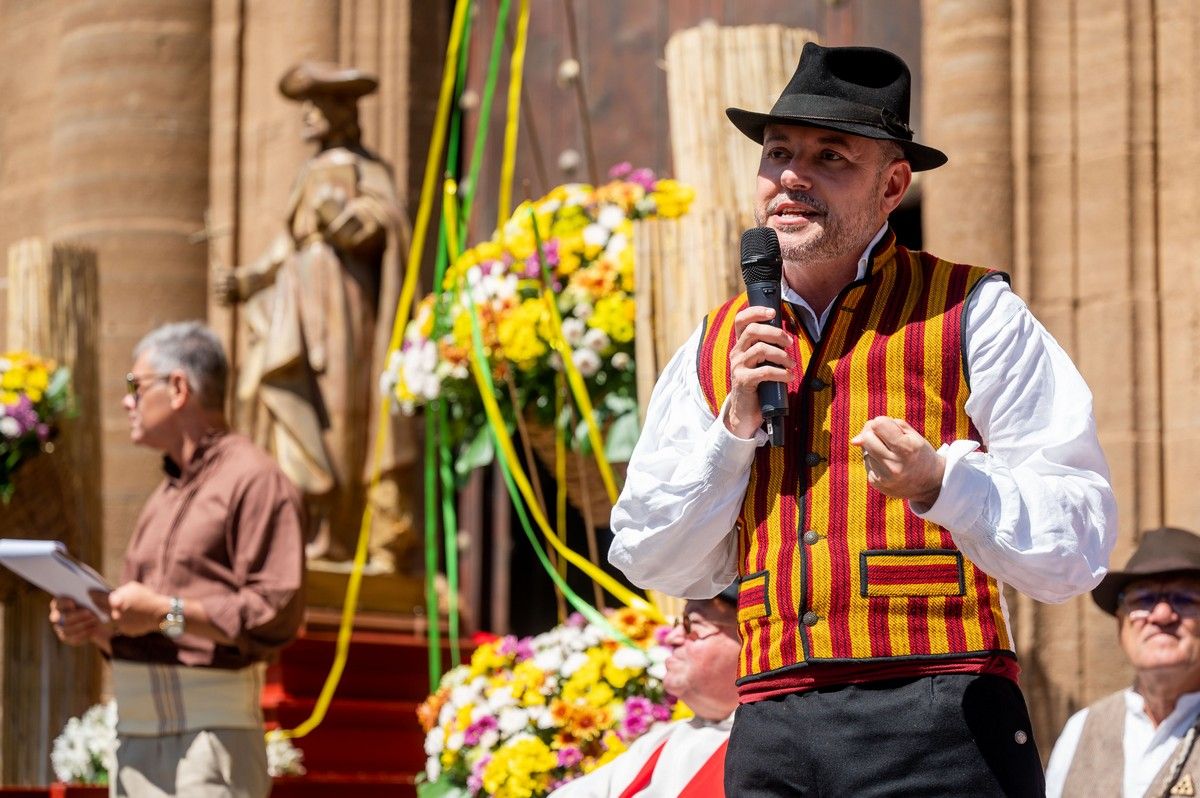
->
<box><xmin>740</xmin><ymin>227</ymin><xmax>782</xmax><ymax>284</ymax></box>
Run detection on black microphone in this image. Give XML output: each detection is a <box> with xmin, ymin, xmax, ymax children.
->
<box><xmin>740</xmin><ymin>227</ymin><xmax>788</xmax><ymax>447</ymax></box>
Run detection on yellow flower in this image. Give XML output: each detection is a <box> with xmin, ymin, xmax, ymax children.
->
<box><xmin>481</xmin><ymin>736</ymin><xmax>557</xmax><ymax>798</ymax></box>
<box><xmin>649</xmin><ymin>179</ymin><xmax>696</xmax><ymax>218</ymax></box>
<box><xmin>496</xmin><ymin>299</ymin><xmax>550</xmax><ymax>371</ymax></box>
<box><xmin>588</xmin><ymin>294</ymin><xmax>636</xmax><ymax>344</ymax></box>
<box><xmin>672</xmin><ymin>700</ymin><xmax>695</xmax><ymax>722</ymax></box>
<box><xmin>511</xmin><ymin>660</ymin><xmax>547</xmax><ymax>706</ymax></box>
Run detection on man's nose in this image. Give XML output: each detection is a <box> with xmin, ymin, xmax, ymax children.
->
<box><xmin>1148</xmin><ymin>597</ymin><xmax>1180</xmax><ymax>622</ymax></box>
<box><xmin>780</xmin><ymin>159</ymin><xmax>813</xmax><ymax>191</ymax></box>
<box><xmin>122</xmin><ymin>393</ymin><xmax>136</xmax><ymax>411</ymax></box>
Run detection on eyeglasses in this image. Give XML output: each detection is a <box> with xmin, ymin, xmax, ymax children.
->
<box><xmin>125</xmin><ymin>372</ymin><xmax>171</xmax><ymax>403</ymax></box>
<box><xmin>670</xmin><ymin>614</ymin><xmax>735</xmax><ymax>642</ymax></box>
<box><xmin>1118</xmin><ymin>587</ymin><xmax>1200</xmax><ymax>620</ymax></box>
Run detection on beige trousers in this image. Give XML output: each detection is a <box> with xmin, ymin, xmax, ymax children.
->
<box><xmin>110</xmin><ymin>728</ymin><xmax>271</xmax><ymax>798</ymax></box>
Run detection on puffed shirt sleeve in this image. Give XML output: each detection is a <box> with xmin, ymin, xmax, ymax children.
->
<box><xmin>608</xmin><ymin>326</ymin><xmax>755</xmax><ymax>598</ymax></box>
<box><xmin>914</xmin><ymin>276</ymin><xmax>1118</xmax><ymax>602</ymax></box>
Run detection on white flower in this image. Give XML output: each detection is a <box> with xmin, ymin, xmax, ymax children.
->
<box><xmin>573</xmin><ymin>302</ymin><xmax>594</xmax><ymax>321</ymax></box>
<box><xmin>50</xmin><ymin>700</ymin><xmax>117</xmax><ymax>785</ymax></box>
<box><xmin>425</xmin><ymin>756</ymin><xmax>442</xmax><ymax>782</ymax></box>
<box><xmin>424</xmin><ymin>728</ymin><xmax>445</xmax><ymax>756</ymax></box>
<box><xmin>533</xmin><ymin>647</ymin><xmax>564</xmax><ymax>673</ymax></box>
<box><xmin>572</xmin><ymin>348</ymin><xmax>601</xmax><ymax>377</ymax></box>
<box><xmin>612</xmin><ymin>646</ymin><xmax>649</xmax><ymax>670</ymax></box>
<box><xmin>560</xmin><ymin>651</ymin><xmax>589</xmax><ymax>678</ymax></box>
<box><xmin>597</xmin><ymin>204</ymin><xmax>626</xmax><ymax>231</ymax></box>
<box><xmin>561</xmin><ymin>317</ymin><xmax>586</xmax><ymax>346</ymax></box>
<box><xmin>478</xmin><ymin>728</ymin><xmax>501</xmax><ymax>751</ymax></box>
<box><xmin>0</xmin><ymin>357</ymin><xmax>11</xmax><ymax>371</ymax></box>
<box><xmin>582</xmin><ymin>328</ymin><xmax>610</xmax><ymax>353</ymax></box>
<box><xmin>497</xmin><ymin>706</ymin><xmax>529</xmax><ymax>737</ymax></box>
<box><xmin>445</xmin><ymin>731</ymin><xmax>465</xmax><ymax>753</ymax></box>
<box><xmin>604</xmin><ymin>232</ymin><xmax>628</xmax><ymax>258</ymax></box>
<box><xmin>265</xmin><ymin>731</ymin><xmax>306</xmax><ymax>777</ymax></box>
<box><xmin>582</xmin><ymin>223</ymin><xmax>609</xmax><ymax>248</ymax></box>
<box><xmin>0</xmin><ymin>416</ymin><xmax>21</xmax><ymax>439</ymax></box>
<box><xmin>611</xmin><ymin>351</ymin><xmax>633</xmax><ymax>371</ymax></box>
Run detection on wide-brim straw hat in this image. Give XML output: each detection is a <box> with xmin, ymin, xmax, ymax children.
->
<box><xmin>279</xmin><ymin>61</ymin><xmax>378</xmax><ymax>101</ymax></box>
<box><xmin>725</xmin><ymin>42</ymin><xmax>947</xmax><ymax>172</ymax></box>
<box><xmin>1091</xmin><ymin>527</ymin><xmax>1200</xmax><ymax>615</ymax></box>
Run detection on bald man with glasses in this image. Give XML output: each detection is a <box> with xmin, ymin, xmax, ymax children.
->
<box><xmin>1047</xmin><ymin>527</ymin><xmax>1200</xmax><ymax>797</ymax></box>
<box><xmin>550</xmin><ymin>586</ymin><xmax>740</xmax><ymax>797</ymax></box>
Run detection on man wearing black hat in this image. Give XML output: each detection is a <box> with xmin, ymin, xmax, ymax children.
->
<box><xmin>1046</xmin><ymin>528</ymin><xmax>1200</xmax><ymax>798</ymax></box>
<box><xmin>609</xmin><ymin>42</ymin><xmax>1116</xmax><ymax>795</ymax></box>
<box><xmin>550</xmin><ymin>587</ymin><xmax>740</xmax><ymax>797</ymax></box>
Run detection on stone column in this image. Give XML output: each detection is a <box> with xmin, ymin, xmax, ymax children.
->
<box><xmin>922</xmin><ymin>0</ymin><xmax>1169</xmax><ymax>754</ymax></box>
<box><xmin>921</xmin><ymin>0</ymin><xmax>1013</xmax><ymax>270</ymax></box>
<box><xmin>46</xmin><ymin>0</ymin><xmax>212</xmax><ymax>580</ymax></box>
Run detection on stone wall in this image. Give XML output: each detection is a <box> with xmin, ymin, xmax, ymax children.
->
<box><xmin>923</xmin><ymin>0</ymin><xmax>1193</xmax><ymax>753</ymax></box>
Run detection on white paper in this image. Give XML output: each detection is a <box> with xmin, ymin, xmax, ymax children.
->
<box><xmin>0</xmin><ymin>539</ymin><xmax>112</xmax><ymax>621</ymax></box>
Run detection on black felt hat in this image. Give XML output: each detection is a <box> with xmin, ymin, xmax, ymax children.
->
<box><xmin>1092</xmin><ymin>527</ymin><xmax>1200</xmax><ymax>615</ymax></box>
<box><xmin>725</xmin><ymin>42</ymin><xmax>947</xmax><ymax>172</ymax></box>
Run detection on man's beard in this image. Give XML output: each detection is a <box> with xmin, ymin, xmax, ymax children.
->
<box><xmin>756</xmin><ymin>187</ymin><xmax>884</xmax><ymax>266</ymax></box>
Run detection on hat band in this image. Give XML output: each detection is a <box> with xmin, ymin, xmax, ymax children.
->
<box><xmin>767</xmin><ymin>93</ymin><xmax>914</xmax><ymax>140</ymax></box>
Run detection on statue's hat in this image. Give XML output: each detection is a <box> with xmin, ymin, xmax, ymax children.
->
<box><xmin>279</xmin><ymin>62</ymin><xmax>378</xmax><ymax>101</ymax></box>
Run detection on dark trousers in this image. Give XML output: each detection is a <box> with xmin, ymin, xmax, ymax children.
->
<box><xmin>724</xmin><ymin>673</ymin><xmax>1046</xmax><ymax>797</ymax></box>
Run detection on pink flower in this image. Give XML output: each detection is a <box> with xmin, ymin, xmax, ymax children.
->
<box><xmin>556</xmin><ymin>746</ymin><xmax>583</xmax><ymax>768</ymax></box>
<box><xmin>607</xmin><ymin>162</ymin><xmax>633</xmax><ymax>179</ymax></box>
<box><xmin>463</xmin><ymin>715</ymin><xmax>498</xmax><ymax>746</ymax></box>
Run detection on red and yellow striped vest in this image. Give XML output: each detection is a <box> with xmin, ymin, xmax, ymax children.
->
<box><xmin>697</xmin><ymin>236</ymin><xmax>1014</xmax><ymax>684</ymax></box>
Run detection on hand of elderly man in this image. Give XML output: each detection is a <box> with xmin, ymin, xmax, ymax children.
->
<box><xmin>851</xmin><ymin>416</ymin><xmax>945</xmax><ymax>508</ymax></box>
<box><xmin>108</xmin><ymin>581</ymin><xmax>171</xmax><ymax>637</ymax></box>
<box><xmin>725</xmin><ymin>305</ymin><xmax>794</xmax><ymax>440</ymax></box>
<box><xmin>50</xmin><ymin>595</ymin><xmax>111</xmax><ymax>648</ymax></box>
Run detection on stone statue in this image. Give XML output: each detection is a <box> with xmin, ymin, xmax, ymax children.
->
<box><xmin>214</xmin><ymin>62</ymin><xmax>416</xmax><ymax>574</ymax></box>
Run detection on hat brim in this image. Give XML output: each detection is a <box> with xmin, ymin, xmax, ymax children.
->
<box><xmin>725</xmin><ymin>107</ymin><xmax>948</xmax><ymax>172</ymax></box>
<box><xmin>1091</xmin><ymin>567</ymin><xmax>1200</xmax><ymax>615</ymax></box>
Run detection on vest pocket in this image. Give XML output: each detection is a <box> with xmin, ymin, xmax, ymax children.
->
<box><xmin>859</xmin><ymin>549</ymin><xmax>966</xmax><ymax>597</ymax></box>
<box><xmin>736</xmin><ymin>570</ymin><xmax>772</xmax><ymax>624</ymax></box>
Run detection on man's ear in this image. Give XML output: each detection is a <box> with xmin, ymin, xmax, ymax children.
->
<box><xmin>168</xmin><ymin>370</ymin><xmax>190</xmax><ymax>409</ymax></box>
<box><xmin>881</xmin><ymin>159</ymin><xmax>912</xmax><ymax>216</ymax></box>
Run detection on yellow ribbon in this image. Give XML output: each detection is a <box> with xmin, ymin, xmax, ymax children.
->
<box><xmin>273</xmin><ymin>0</ymin><xmax>474</xmax><ymax>741</ymax></box>
<box><xmin>444</xmin><ymin>177</ymin><xmax>660</xmax><ymax>622</ymax></box>
<box><xmin>497</xmin><ymin>0</ymin><xmax>530</xmax><ymax>223</ymax></box>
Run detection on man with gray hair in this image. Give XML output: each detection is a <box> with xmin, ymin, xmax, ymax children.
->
<box><xmin>49</xmin><ymin>321</ymin><xmax>305</xmax><ymax>797</ymax></box>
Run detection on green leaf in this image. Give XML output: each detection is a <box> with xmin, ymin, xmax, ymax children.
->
<box><xmin>603</xmin><ymin>410</ymin><xmax>641</xmax><ymax>463</ymax></box>
<box><xmin>455</xmin><ymin>425</ymin><xmax>495</xmax><ymax>477</ymax></box>
<box><xmin>416</xmin><ymin>774</ymin><xmax>471</xmax><ymax>798</ymax></box>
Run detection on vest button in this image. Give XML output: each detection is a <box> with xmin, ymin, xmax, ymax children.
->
<box><xmin>804</xmin><ymin>452</ymin><xmax>823</xmax><ymax>467</ymax></box>
<box><xmin>803</xmin><ymin>530</ymin><xmax>820</xmax><ymax>545</ymax></box>
<box><xmin>802</xmin><ymin>611</ymin><xmax>820</xmax><ymax>626</ymax></box>
<box><xmin>806</xmin><ymin>377</ymin><xmax>829</xmax><ymax>391</ymax></box>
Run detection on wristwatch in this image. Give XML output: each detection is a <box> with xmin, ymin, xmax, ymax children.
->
<box><xmin>159</xmin><ymin>596</ymin><xmax>185</xmax><ymax>639</ymax></box>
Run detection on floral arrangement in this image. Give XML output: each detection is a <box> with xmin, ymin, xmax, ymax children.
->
<box><xmin>50</xmin><ymin>700</ymin><xmax>115</xmax><ymax>786</ymax></box>
<box><xmin>416</xmin><ymin>606</ymin><xmax>684</xmax><ymax>798</ymax></box>
<box><xmin>50</xmin><ymin>700</ymin><xmax>306</xmax><ymax>784</ymax></box>
<box><xmin>0</xmin><ymin>350</ymin><xmax>71</xmax><ymax>502</ymax></box>
<box><xmin>382</xmin><ymin>164</ymin><xmax>694</xmax><ymax>476</ymax></box>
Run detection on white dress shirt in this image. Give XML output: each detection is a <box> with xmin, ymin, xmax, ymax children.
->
<box><xmin>609</xmin><ymin>225</ymin><xmax>1117</xmax><ymax>609</ymax></box>
<box><xmin>548</xmin><ymin>714</ymin><xmax>733</xmax><ymax>797</ymax></box>
<box><xmin>1045</xmin><ymin>689</ymin><xmax>1200</xmax><ymax>797</ymax></box>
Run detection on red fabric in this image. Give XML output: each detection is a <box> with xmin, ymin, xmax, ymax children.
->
<box><xmin>618</xmin><ymin>739</ymin><xmax>668</xmax><ymax>798</ymax></box>
<box><xmin>737</xmin><ymin>654</ymin><xmax>1022</xmax><ymax>703</ymax></box>
<box><xmin>679</xmin><ymin>740</ymin><xmax>729</xmax><ymax>797</ymax></box>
